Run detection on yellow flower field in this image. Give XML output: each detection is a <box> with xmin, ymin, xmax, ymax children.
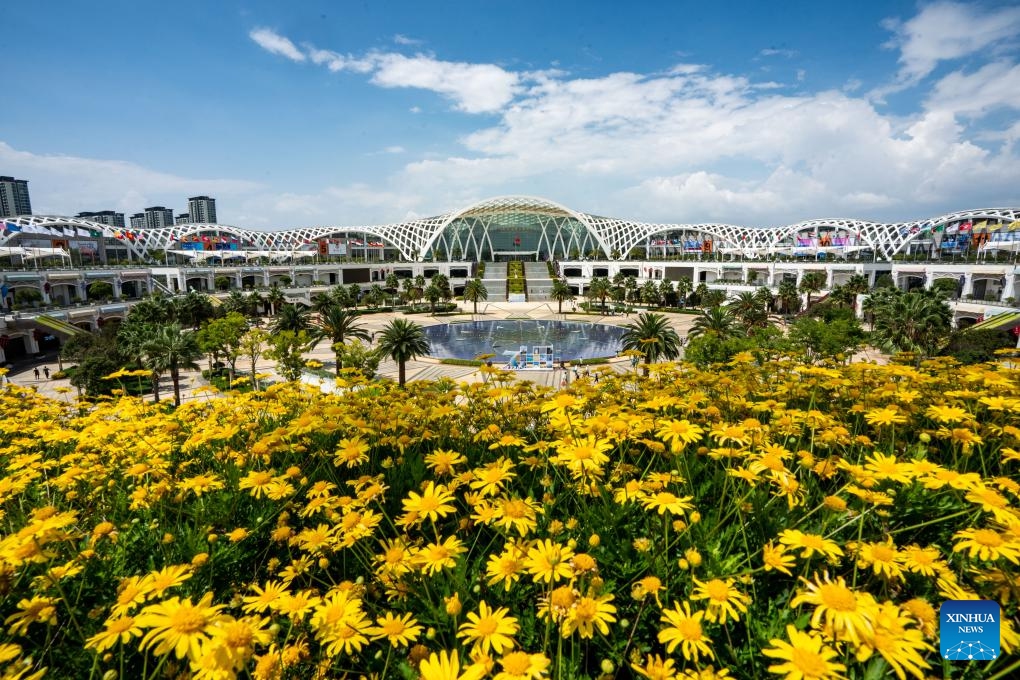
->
<box><xmin>0</xmin><ymin>355</ymin><xmax>1018</xmax><ymax>679</ymax></box>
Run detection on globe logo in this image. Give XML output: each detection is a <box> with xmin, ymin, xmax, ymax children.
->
<box><xmin>940</xmin><ymin>600</ymin><xmax>1000</xmax><ymax>661</ymax></box>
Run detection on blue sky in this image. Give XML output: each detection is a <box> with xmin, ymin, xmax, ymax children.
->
<box><xmin>4</xmin><ymin>1</ymin><xmax>1020</xmax><ymax>228</ymax></box>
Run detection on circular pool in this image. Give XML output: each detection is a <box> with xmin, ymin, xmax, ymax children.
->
<box><xmin>423</xmin><ymin>320</ymin><xmax>625</xmax><ymax>361</ymax></box>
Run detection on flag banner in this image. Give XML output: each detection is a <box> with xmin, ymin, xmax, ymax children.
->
<box><xmin>959</xmin><ymin>221</ymin><xmax>972</xmax><ymax>231</ymax></box>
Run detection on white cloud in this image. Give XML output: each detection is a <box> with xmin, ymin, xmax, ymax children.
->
<box><xmin>759</xmin><ymin>48</ymin><xmax>798</xmax><ymax>58</ymax></box>
<box><xmin>925</xmin><ymin>60</ymin><xmax>1020</xmax><ymax>117</ymax></box>
<box><xmin>251</xmin><ymin>29</ymin><xmax>520</xmax><ymax>113</ymax></box>
<box><xmin>0</xmin><ymin>141</ymin><xmax>261</xmax><ymax>218</ymax></box>
<box><xmin>879</xmin><ymin>2</ymin><xmax>1020</xmax><ymax>90</ymax></box>
<box><xmin>393</xmin><ymin>34</ymin><xmax>421</xmax><ymax>46</ymax></box>
<box><xmin>249</xmin><ymin>27</ymin><xmax>305</xmax><ymax>62</ymax></box>
<box><xmin>368</xmin><ymin>53</ymin><xmax>520</xmax><ymax>113</ymax></box>
<box><xmin>383</xmin><ymin>146</ymin><xmax>405</xmax><ymax>154</ymax></box>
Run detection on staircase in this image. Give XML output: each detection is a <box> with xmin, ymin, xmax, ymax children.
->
<box><xmin>482</xmin><ymin>262</ymin><xmax>507</xmax><ymax>301</ymax></box>
<box><xmin>507</xmin><ymin>261</ymin><xmax>526</xmax><ymax>302</ymax></box>
<box><xmin>525</xmin><ymin>262</ymin><xmax>554</xmax><ymax>301</ymax></box>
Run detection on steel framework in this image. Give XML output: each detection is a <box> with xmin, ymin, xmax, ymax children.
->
<box><xmin>3</xmin><ymin>197</ymin><xmax>1019</xmax><ymax>261</ymax></box>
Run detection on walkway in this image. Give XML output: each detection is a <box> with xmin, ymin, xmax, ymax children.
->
<box><xmin>3</xmin><ymin>301</ymin><xmax>699</xmax><ymax>401</ymax></box>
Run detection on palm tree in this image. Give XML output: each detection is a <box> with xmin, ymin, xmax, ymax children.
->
<box><xmin>871</xmin><ymin>289</ymin><xmax>952</xmax><ymax>357</ymax></box>
<box><xmin>731</xmin><ymin>291</ymin><xmax>768</xmax><ymax>331</ymax></box>
<box><xmin>845</xmin><ymin>274</ymin><xmax>870</xmax><ymax>295</ymax></box>
<box><xmin>588</xmin><ymin>276</ymin><xmax>612</xmax><ymax>313</ymax></box>
<box><xmin>314</xmin><ymin>305</ymin><xmax>370</xmax><ymax>375</ymax></box>
<box><xmin>675</xmin><ymin>278</ymin><xmax>693</xmax><ymax>308</ymax></box>
<box><xmin>754</xmin><ymin>286</ymin><xmax>775</xmax><ymax>312</ymax></box>
<box><xmin>462</xmin><ymin>278</ymin><xmax>488</xmax><ymax>314</ymax></box>
<box><xmin>777</xmin><ymin>280</ymin><xmax>800</xmax><ymax>315</ymax></box>
<box><xmin>641</xmin><ymin>280</ymin><xmax>661</xmax><ymax>306</ymax></box>
<box><xmin>144</xmin><ymin>323</ymin><xmax>202</xmax><ymax>407</ymax></box>
<box><xmin>222</xmin><ymin>290</ymin><xmax>250</xmax><ymax>317</ymax></box>
<box><xmin>688</xmin><ymin>306</ymin><xmax>738</xmax><ymax>339</ymax></box>
<box><xmin>424</xmin><ymin>283</ymin><xmax>442</xmax><ymax>313</ymax></box>
<box><xmin>551</xmin><ymin>279</ymin><xmax>575</xmax><ymax>314</ymax></box>
<box><xmin>273</xmin><ymin>303</ymin><xmax>311</xmax><ymax>334</ymax></box>
<box><xmin>621</xmin><ymin>312</ymin><xmax>683</xmax><ymax>375</ymax></box>
<box><xmin>247</xmin><ymin>290</ymin><xmax>264</xmax><ymax>318</ymax></box>
<box><xmin>658</xmin><ymin>279</ymin><xmax>676</xmax><ymax>307</ymax></box>
<box><xmin>266</xmin><ymin>284</ymin><xmax>286</xmax><ymax>316</ymax></box>
<box><xmin>377</xmin><ymin>318</ymin><xmax>430</xmax><ymax>387</ymax></box>
<box><xmin>799</xmin><ymin>271</ymin><xmax>828</xmax><ymax>309</ymax></box>
<box><xmin>175</xmin><ymin>290</ymin><xmax>214</xmax><ymax>330</ymax></box>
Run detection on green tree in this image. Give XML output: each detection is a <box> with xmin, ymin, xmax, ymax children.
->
<box><xmin>175</xmin><ymin>290</ymin><xmax>215</xmax><ymax>330</ymax></box>
<box><xmin>689</xmin><ymin>306</ymin><xmax>738</xmax><ymax>339</ymax></box>
<box><xmin>620</xmin><ymin>312</ymin><xmax>683</xmax><ymax>376</ymax></box>
<box><xmin>239</xmin><ymin>328</ymin><xmax>270</xmax><ymax>391</ymax></box>
<box><xmin>658</xmin><ymin>279</ymin><xmax>676</xmax><ymax>307</ymax></box>
<box><xmin>845</xmin><ymin>274</ymin><xmax>870</xmax><ymax>295</ymax></box>
<box><xmin>347</xmin><ymin>284</ymin><xmax>362</xmax><ymax>308</ymax></box>
<box><xmin>777</xmin><ymin>280</ymin><xmax>801</xmax><ymax>315</ymax></box>
<box><xmin>314</xmin><ymin>305</ymin><xmax>370</xmax><ymax>375</ymax></box>
<box><xmin>730</xmin><ymin>291</ymin><xmax>769</xmax><ymax>331</ymax></box>
<box><xmin>799</xmin><ymin>271</ymin><xmax>828</xmax><ymax>309</ymax></box>
<box><xmin>587</xmin><ymin>276</ymin><xmax>611</xmax><ymax>313</ymax></box>
<box><xmin>222</xmin><ymin>290</ymin><xmax>251</xmax><ymax>317</ymax></box>
<box><xmin>551</xmin><ymin>279</ymin><xmax>575</xmax><ymax>314</ymax></box>
<box><xmin>871</xmin><ymin>289</ymin><xmax>952</xmax><ymax>357</ymax></box>
<box><xmin>789</xmin><ymin>316</ymin><xmax>864</xmax><ymax>363</ymax></box>
<box><xmin>385</xmin><ymin>272</ymin><xmax>399</xmax><ymax>294</ymax></box>
<box><xmin>87</xmin><ymin>281</ymin><xmax>114</xmax><ymax>300</ymax></box>
<box><xmin>214</xmin><ymin>275</ymin><xmax>231</xmax><ymax>291</ymax></box>
<box><xmin>267</xmin><ymin>330</ymin><xmax>314</xmax><ymax>381</ymax></box>
<box><xmin>266</xmin><ymin>284</ymin><xmax>286</xmax><ymax>316</ymax></box>
<box><xmin>754</xmin><ymin>286</ymin><xmax>775</xmax><ymax>313</ymax></box>
<box><xmin>144</xmin><ymin>323</ymin><xmax>202</xmax><ymax>407</ymax></box>
<box><xmin>675</xmin><ymin>277</ymin><xmax>693</xmax><ymax>308</ymax></box>
<box><xmin>247</xmin><ymin>290</ymin><xmax>264</xmax><ymax>318</ymax></box>
<box><xmin>377</xmin><ymin>318</ymin><xmax>430</xmax><ymax>388</ymax></box>
<box><xmin>424</xmin><ymin>283</ymin><xmax>442</xmax><ymax>312</ymax></box>
<box><xmin>335</xmin><ymin>338</ymin><xmax>382</xmax><ymax>379</ymax></box>
<box><xmin>641</xmin><ymin>280</ymin><xmax>661</xmax><ymax>306</ymax></box>
<box><xmin>462</xmin><ymin>278</ymin><xmax>488</xmax><ymax>314</ymax></box>
<box><xmin>196</xmin><ymin>312</ymin><xmax>248</xmax><ymax>385</ymax></box>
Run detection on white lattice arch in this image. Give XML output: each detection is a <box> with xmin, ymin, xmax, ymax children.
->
<box><xmin>418</xmin><ymin>195</ymin><xmax>612</xmax><ymax>260</ymax></box>
<box><xmin>3</xmin><ymin>201</ymin><xmax>1019</xmax><ymax>262</ymax></box>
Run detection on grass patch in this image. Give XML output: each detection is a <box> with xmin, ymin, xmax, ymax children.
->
<box><xmin>438</xmin><ymin>358</ymin><xmax>484</xmax><ymax>367</ymax></box>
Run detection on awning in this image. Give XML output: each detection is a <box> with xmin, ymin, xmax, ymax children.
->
<box><xmin>968</xmin><ymin>312</ymin><xmax>1020</xmax><ymax>332</ymax></box>
<box><xmin>34</xmin><ymin>314</ymin><xmax>88</xmax><ymax>336</ymax></box>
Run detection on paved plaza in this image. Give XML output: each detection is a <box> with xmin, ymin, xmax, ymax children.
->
<box><xmin>4</xmin><ymin>301</ymin><xmax>703</xmax><ymax>403</ymax></box>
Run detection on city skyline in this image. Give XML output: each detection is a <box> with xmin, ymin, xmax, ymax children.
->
<box><xmin>3</xmin><ymin>1</ymin><xmax>1020</xmax><ymax>229</ymax></box>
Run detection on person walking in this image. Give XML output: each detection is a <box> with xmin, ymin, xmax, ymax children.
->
<box><xmin>43</xmin><ymin>366</ymin><xmax>50</xmax><ymax>379</ymax></box>
<box><xmin>34</xmin><ymin>367</ymin><xmax>40</xmax><ymax>380</ymax></box>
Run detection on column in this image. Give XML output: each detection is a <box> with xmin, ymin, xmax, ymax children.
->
<box><xmin>113</xmin><ymin>279</ymin><xmax>123</xmax><ymax>300</ymax></box>
<box><xmin>961</xmin><ymin>273</ymin><xmax>974</xmax><ymax>298</ymax></box>
<box><xmin>825</xmin><ymin>269</ymin><xmax>834</xmax><ymax>290</ymax></box>
<box><xmin>24</xmin><ymin>332</ymin><xmax>39</xmax><ymax>355</ymax></box>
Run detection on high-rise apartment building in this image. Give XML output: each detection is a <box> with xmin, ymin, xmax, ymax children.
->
<box><xmin>187</xmin><ymin>196</ymin><xmax>217</xmax><ymax>223</ymax></box>
<box><xmin>176</xmin><ymin>213</ymin><xmax>191</xmax><ymax>225</ymax></box>
<box><xmin>143</xmin><ymin>206</ymin><xmax>175</xmax><ymax>229</ymax></box>
<box><xmin>0</xmin><ymin>176</ymin><xmax>32</xmax><ymax>217</ymax></box>
<box><xmin>76</xmin><ymin>210</ymin><xmax>126</xmax><ymax>228</ymax></box>
<box><xmin>129</xmin><ymin>213</ymin><xmax>146</xmax><ymax>230</ymax></box>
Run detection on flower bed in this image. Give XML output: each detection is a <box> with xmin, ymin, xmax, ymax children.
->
<box><xmin>0</xmin><ymin>356</ymin><xmax>1017</xmax><ymax>679</ymax></box>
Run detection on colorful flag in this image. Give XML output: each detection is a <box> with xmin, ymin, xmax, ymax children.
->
<box><xmin>959</xmin><ymin>221</ymin><xmax>972</xmax><ymax>232</ymax></box>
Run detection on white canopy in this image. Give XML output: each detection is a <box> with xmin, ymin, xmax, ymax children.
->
<box><xmin>0</xmin><ymin>246</ymin><xmax>71</xmax><ymax>260</ymax></box>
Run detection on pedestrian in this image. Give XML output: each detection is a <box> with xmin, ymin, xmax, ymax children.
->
<box><xmin>43</xmin><ymin>367</ymin><xmax>50</xmax><ymax>379</ymax></box>
<box><xmin>34</xmin><ymin>367</ymin><xmax>40</xmax><ymax>380</ymax></box>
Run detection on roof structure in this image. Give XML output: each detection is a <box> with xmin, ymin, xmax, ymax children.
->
<box><xmin>3</xmin><ymin>196</ymin><xmax>1020</xmax><ymax>261</ymax></box>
